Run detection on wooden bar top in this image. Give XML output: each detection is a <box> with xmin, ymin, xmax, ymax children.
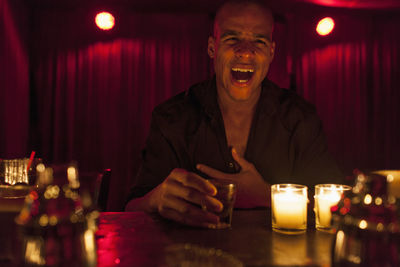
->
<box><xmin>96</xmin><ymin>209</ymin><xmax>334</xmax><ymax>267</ymax></box>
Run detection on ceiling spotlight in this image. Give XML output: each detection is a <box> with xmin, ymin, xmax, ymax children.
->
<box><xmin>95</xmin><ymin>12</ymin><xmax>115</xmax><ymax>30</ymax></box>
<box><xmin>316</xmin><ymin>17</ymin><xmax>335</xmax><ymax>36</ymax></box>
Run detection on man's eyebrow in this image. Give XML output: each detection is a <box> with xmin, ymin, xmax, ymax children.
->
<box><xmin>254</xmin><ymin>33</ymin><xmax>272</xmax><ymax>42</ymax></box>
<box><xmin>220</xmin><ymin>30</ymin><xmax>239</xmax><ymax>38</ymax></box>
<box><xmin>220</xmin><ymin>30</ymin><xmax>272</xmax><ymax>42</ymax></box>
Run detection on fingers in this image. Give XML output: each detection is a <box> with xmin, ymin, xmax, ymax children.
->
<box><xmin>231</xmin><ymin>147</ymin><xmax>252</xmax><ymax>169</ymax></box>
<box><xmin>170</xmin><ymin>168</ymin><xmax>217</xmax><ymax>196</ymax></box>
<box><xmin>196</xmin><ymin>147</ymin><xmax>253</xmax><ymax>180</ymax></box>
<box><xmin>165</xmin><ymin>179</ymin><xmax>222</xmax><ymax>212</ymax></box>
<box><xmin>154</xmin><ymin>168</ymin><xmax>224</xmax><ymax>228</ymax></box>
<box><xmin>196</xmin><ymin>164</ymin><xmax>233</xmax><ymax>180</ymax></box>
<box><xmin>158</xmin><ymin>192</ymin><xmax>220</xmax><ymax>227</ymax></box>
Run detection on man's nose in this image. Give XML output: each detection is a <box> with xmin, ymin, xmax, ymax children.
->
<box><xmin>234</xmin><ymin>41</ymin><xmax>255</xmax><ymax>59</ymax></box>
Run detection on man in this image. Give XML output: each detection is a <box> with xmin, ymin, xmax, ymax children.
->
<box><xmin>125</xmin><ymin>0</ymin><xmax>342</xmax><ymax>228</ymax></box>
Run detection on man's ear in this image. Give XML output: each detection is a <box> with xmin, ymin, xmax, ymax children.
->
<box><xmin>270</xmin><ymin>41</ymin><xmax>276</xmax><ymax>61</ymax></box>
<box><xmin>208</xmin><ymin>36</ymin><xmax>216</xmax><ymax>59</ymax></box>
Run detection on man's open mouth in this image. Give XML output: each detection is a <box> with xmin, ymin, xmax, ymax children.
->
<box><xmin>231</xmin><ymin>67</ymin><xmax>254</xmax><ymax>83</ymax></box>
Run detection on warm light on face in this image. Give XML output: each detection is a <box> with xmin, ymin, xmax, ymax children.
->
<box><xmin>95</xmin><ymin>12</ymin><xmax>115</xmax><ymax>30</ymax></box>
<box><xmin>210</xmin><ymin>5</ymin><xmax>275</xmax><ymax>103</ymax></box>
<box><xmin>316</xmin><ymin>17</ymin><xmax>335</xmax><ymax>36</ymax></box>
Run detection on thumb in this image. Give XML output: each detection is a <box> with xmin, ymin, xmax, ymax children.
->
<box><xmin>231</xmin><ymin>147</ymin><xmax>251</xmax><ymax>169</ymax></box>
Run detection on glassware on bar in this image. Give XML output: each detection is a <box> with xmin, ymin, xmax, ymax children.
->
<box><xmin>271</xmin><ymin>184</ymin><xmax>308</xmax><ymax>235</ymax></box>
<box><xmin>314</xmin><ymin>184</ymin><xmax>351</xmax><ymax>232</ymax></box>
<box><xmin>208</xmin><ymin>179</ymin><xmax>237</xmax><ymax>229</ymax></box>
<box><xmin>372</xmin><ymin>170</ymin><xmax>400</xmax><ymax>198</ymax></box>
<box><xmin>15</xmin><ymin>162</ymin><xmax>98</xmax><ymax>267</ymax></box>
<box><xmin>331</xmin><ymin>171</ymin><xmax>400</xmax><ymax>266</ymax></box>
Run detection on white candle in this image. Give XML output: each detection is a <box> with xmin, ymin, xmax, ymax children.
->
<box><xmin>314</xmin><ymin>184</ymin><xmax>351</xmax><ymax>231</ymax></box>
<box><xmin>273</xmin><ymin>191</ymin><xmax>307</xmax><ymax>229</ymax></box>
<box><xmin>271</xmin><ymin>184</ymin><xmax>308</xmax><ymax>234</ymax></box>
<box><xmin>315</xmin><ymin>191</ymin><xmax>341</xmax><ymax>228</ymax></box>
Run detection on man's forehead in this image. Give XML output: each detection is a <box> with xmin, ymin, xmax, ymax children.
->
<box><xmin>214</xmin><ymin>2</ymin><xmax>274</xmax><ymax>36</ymax></box>
<box><xmin>221</xmin><ymin>30</ymin><xmax>270</xmax><ymax>39</ymax></box>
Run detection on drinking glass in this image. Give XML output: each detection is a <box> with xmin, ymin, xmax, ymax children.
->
<box><xmin>209</xmin><ymin>179</ymin><xmax>237</xmax><ymax>229</ymax></box>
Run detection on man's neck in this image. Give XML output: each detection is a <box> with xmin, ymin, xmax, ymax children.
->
<box><xmin>217</xmin><ymin>88</ymin><xmax>261</xmax><ymax>119</ymax></box>
<box><xmin>216</xmin><ymin>86</ymin><xmax>261</xmax><ymax>157</ymax></box>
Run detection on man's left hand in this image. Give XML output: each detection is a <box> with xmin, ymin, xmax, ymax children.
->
<box><xmin>196</xmin><ymin>148</ymin><xmax>271</xmax><ymax>208</ymax></box>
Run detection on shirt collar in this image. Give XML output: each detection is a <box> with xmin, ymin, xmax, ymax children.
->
<box><xmin>193</xmin><ymin>76</ymin><xmax>279</xmax><ymax>119</ymax></box>
<box><xmin>257</xmin><ymin>79</ymin><xmax>279</xmax><ymax>116</ymax></box>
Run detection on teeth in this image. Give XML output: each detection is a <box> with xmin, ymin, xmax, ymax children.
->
<box><xmin>232</xmin><ymin>68</ymin><xmax>254</xmax><ymax>73</ymax></box>
<box><xmin>237</xmin><ymin>80</ymin><xmax>249</xmax><ymax>83</ymax></box>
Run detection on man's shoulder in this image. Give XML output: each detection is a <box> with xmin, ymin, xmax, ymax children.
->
<box><xmin>279</xmin><ymin>89</ymin><xmax>316</xmax><ymax>116</ymax></box>
<box><xmin>263</xmin><ymin>80</ymin><xmax>316</xmax><ymax>113</ymax></box>
<box><xmin>153</xmin><ymin>91</ymin><xmax>188</xmax><ymax>116</ymax></box>
<box><xmin>263</xmin><ymin>80</ymin><xmax>319</xmax><ymax>128</ymax></box>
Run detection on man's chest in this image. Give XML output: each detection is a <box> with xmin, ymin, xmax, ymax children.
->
<box><xmin>181</xmin><ymin>115</ymin><xmax>295</xmax><ymax>181</ymax></box>
<box><xmin>223</xmin><ymin>117</ymin><xmax>252</xmax><ymax>157</ymax></box>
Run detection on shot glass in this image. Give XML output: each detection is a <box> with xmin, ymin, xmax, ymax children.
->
<box><xmin>271</xmin><ymin>184</ymin><xmax>308</xmax><ymax>234</ymax></box>
<box><xmin>314</xmin><ymin>184</ymin><xmax>351</xmax><ymax>232</ymax></box>
<box><xmin>209</xmin><ymin>179</ymin><xmax>237</xmax><ymax>229</ymax></box>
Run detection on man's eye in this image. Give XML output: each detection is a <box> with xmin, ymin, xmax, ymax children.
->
<box><xmin>225</xmin><ymin>37</ymin><xmax>238</xmax><ymax>43</ymax></box>
<box><xmin>255</xmin><ymin>40</ymin><xmax>267</xmax><ymax>45</ymax></box>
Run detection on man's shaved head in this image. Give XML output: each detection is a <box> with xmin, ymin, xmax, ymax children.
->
<box><xmin>213</xmin><ymin>1</ymin><xmax>275</xmax><ymax>39</ymax></box>
<box><xmin>207</xmin><ymin>0</ymin><xmax>276</xmax><ymax>102</ymax></box>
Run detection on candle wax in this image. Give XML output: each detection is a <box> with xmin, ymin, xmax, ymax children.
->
<box><xmin>315</xmin><ymin>192</ymin><xmax>341</xmax><ymax>228</ymax></box>
<box><xmin>272</xmin><ymin>192</ymin><xmax>307</xmax><ymax>229</ymax></box>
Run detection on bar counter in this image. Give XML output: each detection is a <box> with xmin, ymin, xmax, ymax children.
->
<box><xmin>1</xmin><ymin>208</ymin><xmax>334</xmax><ymax>266</ymax></box>
<box><xmin>96</xmin><ymin>209</ymin><xmax>334</xmax><ymax>267</ymax></box>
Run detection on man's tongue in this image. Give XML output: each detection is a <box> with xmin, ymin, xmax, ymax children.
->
<box><xmin>231</xmin><ymin>69</ymin><xmax>253</xmax><ymax>82</ymax></box>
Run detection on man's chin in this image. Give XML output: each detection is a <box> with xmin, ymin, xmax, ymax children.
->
<box><xmin>219</xmin><ymin>79</ymin><xmax>260</xmax><ymax>102</ymax></box>
<box><xmin>228</xmin><ymin>89</ymin><xmax>253</xmax><ymax>102</ymax></box>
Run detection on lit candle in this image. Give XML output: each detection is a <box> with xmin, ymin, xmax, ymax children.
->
<box><xmin>271</xmin><ymin>184</ymin><xmax>308</xmax><ymax>234</ymax></box>
<box><xmin>314</xmin><ymin>184</ymin><xmax>351</xmax><ymax>231</ymax></box>
<box><xmin>373</xmin><ymin>170</ymin><xmax>400</xmax><ymax>198</ymax></box>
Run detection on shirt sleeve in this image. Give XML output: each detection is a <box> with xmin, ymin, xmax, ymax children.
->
<box><xmin>125</xmin><ymin>111</ymin><xmax>179</xmax><ymax>203</ymax></box>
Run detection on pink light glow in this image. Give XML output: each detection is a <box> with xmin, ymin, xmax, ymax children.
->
<box><xmin>95</xmin><ymin>12</ymin><xmax>115</xmax><ymax>30</ymax></box>
<box><xmin>316</xmin><ymin>17</ymin><xmax>335</xmax><ymax>36</ymax></box>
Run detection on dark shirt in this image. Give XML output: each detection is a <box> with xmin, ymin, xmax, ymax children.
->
<box><xmin>126</xmin><ymin>77</ymin><xmax>342</xmax><ymax>202</ymax></box>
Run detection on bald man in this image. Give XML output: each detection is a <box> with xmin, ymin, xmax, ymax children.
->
<box><xmin>125</xmin><ymin>1</ymin><xmax>342</xmax><ymax>228</ymax></box>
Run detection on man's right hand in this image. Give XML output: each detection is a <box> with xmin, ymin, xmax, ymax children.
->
<box><xmin>126</xmin><ymin>168</ymin><xmax>223</xmax><ymax>228</ymax></box>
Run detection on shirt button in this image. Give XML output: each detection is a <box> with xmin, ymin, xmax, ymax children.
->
<box><xmin>228</xmin><ymin>162</ymin><xmax>234</xmax><ymax>168</ymax></box>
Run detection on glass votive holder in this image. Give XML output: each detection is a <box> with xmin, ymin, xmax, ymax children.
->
<box><xmin>271</xmin><ymin>184</ymin><xmax>308</xmax><ymax>235</ymax></box>
<box><xmin>372</xmin><ymin>170</ymin><xmax>400</xmax><ymax>198</ymax></box>
<box><xmin>314</xmin><ymin>184</ymin><xmax>351</xmax><ymax>232</ymax></box>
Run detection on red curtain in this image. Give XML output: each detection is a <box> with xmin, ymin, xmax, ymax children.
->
<box><xmin>30</xmin><ymin>10</ymin><xmax>213</xmax><ymax>210</ymax></box>
<box><xmin>0</xmin><ymin>0</ymin><xmax>29</xmax><ymax>157</ymax></box>
<box><xmin>29</xmin><ymin>7</ymin><xmax>290</xmax><ymax>210</ymax></box>
<box><xmin>293</xmin><ymin>9</ymin><xmax>400</xmax><ymax>173</ymax></box>
<box><xmin>5</xmin><ymin>3</ymin><xmax>399</xmax><ymax>210</ymax></box>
